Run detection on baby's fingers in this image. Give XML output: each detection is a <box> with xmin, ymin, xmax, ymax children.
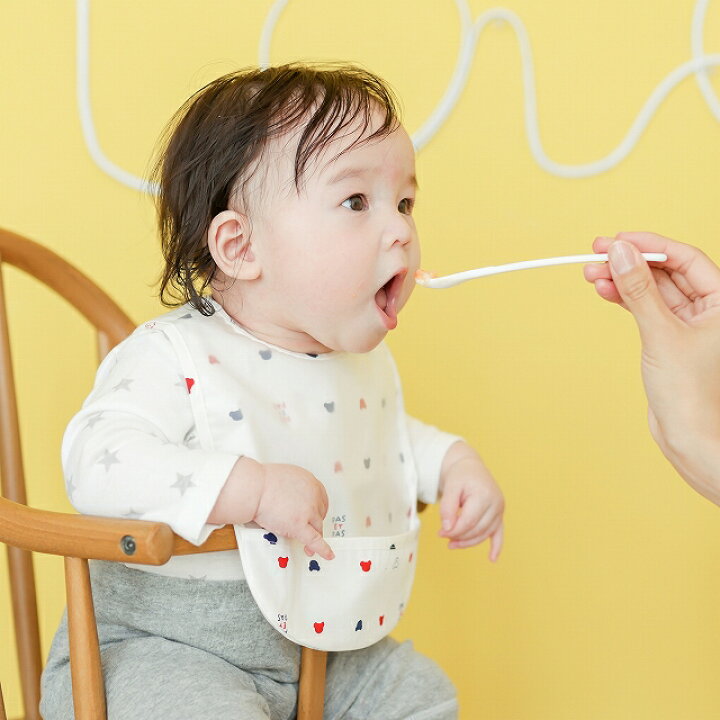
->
<box><xmin>440</xmin><ymin>493</ymin><xmax>483</xmax><ymax>539</ymax></box>
<box><xmin>299</xmin><ymin>525</ymin><xmax>335</xmax><ymax>561</ymax></box>
<box><xmin>447</xmin><ymin>536</ymin><xmax>484</xmax><ymax>550</ymax></box>
<box><xmin>438</xmin><ymin>481</ymin><xmax>464</xmax><ymax>535</ymax></box>
<box><xmin>449</xmin><ymin>521</ymin><xmax>504</xmax><ymax>560</ymax></box>
<box><xmin>488</xmin><ymin>523</ymin><xmax>504</xmax><ymax>562</ymax></box>
<box><xmin>448</xmin><ymin>510</ymin><xmax>500</xmax><ymax>545</ymax></box>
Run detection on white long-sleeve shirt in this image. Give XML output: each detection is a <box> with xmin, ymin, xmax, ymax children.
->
<box><xmin>63</xmin><ymin>300</ymin><xmax>460</xmax><ymax>579</ymax></box>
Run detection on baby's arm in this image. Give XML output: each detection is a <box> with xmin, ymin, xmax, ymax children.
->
<box><xmin>65</xmin><ymin>328</ymin><xmax>333</xmax><ymax>557</ymax></box>
<box><xmin>64</xmin><ymin>330</ymin><xmax>237</xmax><ymax>545</ymax></box>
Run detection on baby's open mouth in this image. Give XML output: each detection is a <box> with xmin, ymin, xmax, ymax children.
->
<box><xmin>375</xmin><ymin>270</ymin><xmax>407</xmax><ymax>329</ymax></box>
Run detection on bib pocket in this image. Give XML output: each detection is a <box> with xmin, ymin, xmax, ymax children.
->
<box><xmin>235</xmin><ymin>521</ymin><xmax>419</xmax><ymax>651</ymax></box>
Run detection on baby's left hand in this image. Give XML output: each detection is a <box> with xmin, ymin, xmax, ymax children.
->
<box><xmin>438</xmin><ymin>442</ymin><xmax>504</xmax><ymax>561</ymax></box>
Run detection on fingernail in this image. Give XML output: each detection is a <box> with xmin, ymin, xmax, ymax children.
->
<box><xmin>608</xmin><ymin>242</ymin><xmax>636</xmax><ymax>275</ymax></box>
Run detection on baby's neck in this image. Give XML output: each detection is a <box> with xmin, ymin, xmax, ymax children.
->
<box><xmin>210</xmin><ymin>291</ymin><xmax>333</xmax><ymax>355</ymax></box>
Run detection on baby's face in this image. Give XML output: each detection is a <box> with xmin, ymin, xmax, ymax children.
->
<box><xmin>246</xmin><ymin>114</ymin><xmax>420</xmax><ymax>354</ymax></box>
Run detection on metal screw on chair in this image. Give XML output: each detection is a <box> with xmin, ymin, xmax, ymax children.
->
<box><xmin>120</xmin><ymin>535</ymin><xmax>137</xmax><ymax>556</ymax></box>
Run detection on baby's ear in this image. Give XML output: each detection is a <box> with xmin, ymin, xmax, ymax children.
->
<box><xmin>207</xmin><ymin>210</ymin><xmax>260</xmax><ymax>280</ymax></box>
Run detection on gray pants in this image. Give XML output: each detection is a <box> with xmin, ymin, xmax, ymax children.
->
<box><xmin>41</xmin><ymin>562</ymin><xmax>457</xmax><ymax>719</ymax></box>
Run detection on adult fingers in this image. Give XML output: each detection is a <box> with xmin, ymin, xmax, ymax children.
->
<box><xmin>596</xmin><ymin>233</ymin><xmax>720</xmax><ymax>298</ymax></box>
<box><xmin>586</xmin><ymin>236</ymin><xmax>667</xmax><ymax>306</ymax></box>
<box><xmin>590</xmin><ymin>236</ymin><xmax>710</xmax><ymax>311</ymax></box>
<box><xmin>605</xmin><ymin>241</ymin><xmax>678</xmax><ymax>343</ymax></box>
<box><xmin>652</xmin><ymin>266</ymin><xmax>698</xmax><ymax>320</ymax></box>
<box><xmin>587</xmin><ymin>261</ymin><xmax>694</xmax><ymax>315</ymax></box>
<box><xmin>592</xmin><ymin>278</ymin><xmax>624</xmax><ymax>305</ymax></box>
<box><xmin>583</xmin><ymin>248</ymin><xmax>625</xmax><ymax>305</ymax></box>
<box><xmin>593</xmin><ymin>231</ymin><xmax>675</xmax><ymax>258</ymax></box>
<box><xmin>583</xmin><ymin>261</ymin><xmax>612</xmax><ymax>283</ymax></box>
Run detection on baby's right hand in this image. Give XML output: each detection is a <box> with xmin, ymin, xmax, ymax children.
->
<box><xmin>254</xmin><ymin>463</ymin><xmax>334</xmax><ymax>560</ymax></box>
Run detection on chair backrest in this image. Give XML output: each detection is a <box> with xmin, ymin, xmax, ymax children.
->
<box><xmin>0</xmin><ymin>229</ymin><xmax>331</xmax><ymax>720</ymax></box>
<box><xmin>0</xmin><ymin>228</ymin><xmax>135</xmax><ymax>720</ymax></box>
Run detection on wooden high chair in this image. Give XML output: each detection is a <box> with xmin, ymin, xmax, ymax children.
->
<box><xmin>0</xmin><ymin>229</ymin><xmax>327</xmax><ymax>720</ymax></box>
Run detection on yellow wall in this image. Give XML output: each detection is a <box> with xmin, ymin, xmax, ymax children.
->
<box><xmin>2</xmin><ymin>1</ymin><xmax>720</xmax><ymax>717</ymax></box>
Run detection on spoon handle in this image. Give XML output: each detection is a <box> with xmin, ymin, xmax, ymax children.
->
<box><xmin>416</xmin><ymin>253</ymin><xmax>667</xmax><ymax>289</ymax></box>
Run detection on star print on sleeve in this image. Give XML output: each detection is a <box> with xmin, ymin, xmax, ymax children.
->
<box><xmin>62</xmin><ymin>324</ymin><xmax>240</xmax><ymax>546</ymax></box>
<box><xmin>65</xmin><ymin>475</ymin><xmax>77</xmax><ymax>501</ymax></box>
<box><xmin>85</xmin><ymin>412</ymin><xmax>104</xmax><ymax>429</ymax></box>
<box><xmin>97</xmin><ymin>449</ymin><xmax>120</xmax><ymax>472</ymax></box>
<box><xmin>182</xmin><ymin>426</ymin><xmax>198</xmax><ymax>447</ymax></box>
<box><xmin>171</xmin><ymin>473</ymin><xmax>196</xmax><ymax>495</ymax></box>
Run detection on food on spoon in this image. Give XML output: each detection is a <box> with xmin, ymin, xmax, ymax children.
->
<box><xmin>414</xmin><ymin>269</ymin><xmax>437</xmax><ymax>285</ymax></box>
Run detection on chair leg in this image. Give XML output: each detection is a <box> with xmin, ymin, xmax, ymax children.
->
<box><xmin>297</xmin><ymin>647</ymin><xmax>327</xmax><ymax>720</ymax></box>
<box><xmin>62</xmin><ymin>556</ymin><xmax>326</xmax><ymax>720</ymax></box>
<box><xmin>64</xmin><ymin>557</ymin><xmax>106</xmax><ymax>720</ymax></box>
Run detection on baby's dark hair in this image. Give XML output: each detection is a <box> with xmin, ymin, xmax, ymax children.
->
<box><xmin>152</xmin><ymin>63</ymin><xmax>401</xmax><ymax>315</ymax></box>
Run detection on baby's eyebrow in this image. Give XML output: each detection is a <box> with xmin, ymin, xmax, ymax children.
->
<box><xmin>327</xmin><ymin>167</ymin><xmax>370</xmax><ymax>185</ymax></box>
<box><xmin>327</xmin><ymin>166</ymin><xmax>418</xmax><ymax>190</ymax></box>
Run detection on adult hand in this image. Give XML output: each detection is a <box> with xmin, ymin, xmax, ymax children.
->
<box><xmin>584</xmin><ymin>231</ymin><xmax>720</xmax><ymax>505</ymax></box>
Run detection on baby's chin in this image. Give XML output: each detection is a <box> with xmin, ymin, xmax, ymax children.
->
<box><xmin>347</xmin><ymin>335</ymin><xmax>387</xmax><ymax>354</ymax></box>
<box><xmin>349</xmin><ymin>326</ymin><xmax>394</xmax><ymax>353</ymax></box>
<box><xmin>317</xmin><ymin>327</ymin><xmax>389</xmax><ymax>355</ymax></box>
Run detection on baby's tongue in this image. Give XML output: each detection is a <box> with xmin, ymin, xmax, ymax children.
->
<box><xmin>385</xmin><ymin>291</ymin><xmax>398</xmax><ymax>324</ymax></box>
<box><xmin>375</xmin><ymin>287</ymin><xmax>387</xmax><ymax>311</ymax></box>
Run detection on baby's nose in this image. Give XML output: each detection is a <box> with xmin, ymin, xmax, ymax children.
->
<box><xmin>384</xmin><ymin>216</ymin><xmax>414</xmax><ymax>247</ymax></box>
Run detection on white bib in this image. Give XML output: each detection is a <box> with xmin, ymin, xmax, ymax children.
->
<box><xmin>155</xmin><ymin>303</ymin><xmax>422</xmax><ymax>650</ymax></box>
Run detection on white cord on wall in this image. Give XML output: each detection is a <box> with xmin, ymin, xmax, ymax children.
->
<box><xmin>77</xmin><ymin>0</ymin><xmax>720</xmax><ymax>192</ymax></box>
<box><xmin>692</xmin><ymin>0</ymin><xmax>720</xmax><ymax>120</ymax></box>
<box><xmin>76</xmin><ymin>0</ymin><xmax>159</xmax><ymax>194</ymax></box>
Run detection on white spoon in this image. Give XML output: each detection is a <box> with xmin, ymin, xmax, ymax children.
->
<box><xmin>414</xmin><ymin>253</ymin><xmax>667</xmax><ymax>289</ymax></box>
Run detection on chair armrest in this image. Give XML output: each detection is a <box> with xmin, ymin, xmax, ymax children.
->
<box><xmin>0</xmin><ymin>496</ymin><xmax>422</xmax><ymax>564</ymax></box>
<box><xmin>0</xmin><ymin>496</ymin><xmax>175</xmax><ymax>565</ymax></box>
<box><xmin>172</xmin><ymin>525</ymin><xmax>237</xmax><ymax>555</ymax></box>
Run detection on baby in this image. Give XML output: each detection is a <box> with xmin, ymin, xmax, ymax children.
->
<box><xmin>41</xmin><ymin>64</ymin><xmax>504</xmax><ymax>719</ymax></box>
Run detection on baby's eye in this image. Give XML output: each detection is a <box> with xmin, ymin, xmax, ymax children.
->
<box><xmin>398</xmin><ymin>198</ymin><xmax>414</xmax><ymax>215</ymax></box>
<box><xmin>341</xmin><ymin>195</ymin><xmax>367</xmax><ymax>212</ymax></box>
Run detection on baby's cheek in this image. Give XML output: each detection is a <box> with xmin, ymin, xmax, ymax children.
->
<box><xmin>400</xmin><ymin>275</ymin><xmax>418</xmax><ymax>309</ymax></box>
<box><xmin>316</xmin><ymin>272</ymin><xmax>365</xmax><ymax>315</ymax></box>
